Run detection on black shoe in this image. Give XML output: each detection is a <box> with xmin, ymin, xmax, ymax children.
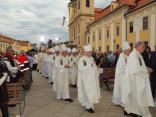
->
<box><xmin>131</xmin><ymin>113</ymin><xmax>142</xmax><ymax>117</ymax></box>
<box><xmin>64</xmin><ymin>99</ymin><xmax>73</xmax><ymax>102</ymax></box>
<box><xmin>73</xmin><ymin>85</ymin><xmax>77</xmax><ymax>88</ymax></box>
<box><xmin>85</xmin><ymin>108</ymin><xmax>95</xmax><ymax>113</ymax></box>
<box><xmin>124</xmin><ymin>110</ymin><xmax>131</xmax><ymax>116</ymax></box>
<box><xmin>9</xmin><ymin>104</ymin><xmax>16</xmax><ymax>107</ymax></box>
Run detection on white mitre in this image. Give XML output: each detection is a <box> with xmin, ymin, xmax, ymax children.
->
<box><xmin>72</xmin><ymin>48</ymin><xmax>77</xmax><ymax>53</ymax></box>
<box><xmin>123</xmin><ymin>42</ymin><xmax>131</xmax><ymax>51</ymax></box>
<box><xmin>54</xmin><ymin>46</ymin><xmax>60</xmax><ymax>52</ymax></box>
<box><xmin>49</xmin><ymin>48</ymin><xmax>55</xmax><ymax>53</ymax></box>
<box><xmin>67</xmin><ymin>48</ymin><xmax>72</xmax><ymax>53</ymax></box>
<box><xmin>84</xmin><ymin>44</ymin><xmax>93</xmax><ymax>52</ymax></box>
<box><xmin>61</xmin><ymin>44</ymin><xmax>67</xmax><ymax>52</ymax></box>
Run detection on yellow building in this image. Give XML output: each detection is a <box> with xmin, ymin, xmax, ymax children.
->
<box><xmin>0</xmin><ymin>34</ymin><xmax>32</xmax><ymax>53</ymax></box>
<box><xmin>68</xmin><ymin>0</ymin><xmax>156</xmax><ymax>52</ymax></box>
<box><xmin>68</xmin><ymin>0</ymin><xmax>95</xmax><ymax>49</ymax></box>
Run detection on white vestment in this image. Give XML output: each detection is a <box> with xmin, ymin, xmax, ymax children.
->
<box><xmin>47</xmin><ymin>54</ymin><xmax>53</xmax><ymax>83</ymax></box>
<box><xmin>70</xmin><ymin>55</ymin><xmax>78</xmax><ymax>85</ymax></box>
<box><xmin>55</xmin><ymin>55</ymin><xmax>70</xmax><ymax>99</ymax></box>
<box><xmin>77</xmin><ymin>56</ymin><xmax>101</xmax><ymax>109</ymax></box>
<box><xmin>112</xmin><ymin>53</ymin><xmax>128</xmax><ymax>107</ymax></box>
<box><xmin>122</xmin><ymin>49</ymin><xmax>154</xmax><ymax>117</ymax></box>
<box><xmin>42</xmin><ymin>54</ymin><xmax>49</xmax><ymax>77</ymax></box>
<box><xmin>38</xmin><ymin>52</ymin><xmax>44</xmax><ymax>74</ymax></box>
<box><xmin>52</xmin><ymin>54</ymin><xmax>60</xmax><ymax>91</ymax></box>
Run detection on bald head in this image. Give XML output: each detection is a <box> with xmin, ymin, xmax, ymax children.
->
<box><xmin>135</xmin><ymin>41</ymin><xmax>145</xmax><ymax>53</ymax></box>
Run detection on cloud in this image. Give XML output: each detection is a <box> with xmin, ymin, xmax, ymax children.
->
<box><xmin>0</xmin><ymin>0</ymin><xmax>113</xmax><ymax>43</ymax></box>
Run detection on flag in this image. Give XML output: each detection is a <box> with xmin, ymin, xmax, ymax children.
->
<box><xmin>62</xmin><ymin>16</ymin><xmax>66</xmax><ymax>26</ymax></box>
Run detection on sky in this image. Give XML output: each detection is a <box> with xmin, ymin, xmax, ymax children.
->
<box><xmin>0</xmin><ymin>0</ymin><xmax>114</xmax><ymax>43</ymax></box>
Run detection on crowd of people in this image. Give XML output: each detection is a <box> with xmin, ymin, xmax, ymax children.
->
<box><xmin>0</xmin><ymin>41</ymin><xmax>156</xmax><ymax>117</ymax></box>
<box><xmin>0</xmin><ymin>47</ymin><xmax>37</xmax><ymax>117</ymax></box>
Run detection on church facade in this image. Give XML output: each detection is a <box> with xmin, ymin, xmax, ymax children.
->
<box><xmin>68</xmin><ymin>0</ymin><xmax>156</xmax><ymax>52</ymax></box>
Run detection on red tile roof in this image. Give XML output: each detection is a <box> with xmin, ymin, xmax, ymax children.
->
<box><xmin>130</xmin><ymin>0</ymin><xmax>155</xmax><ymax>11</ymax></box>
<box><xmin>95</xmin><ymin>6</ymin><xmax>112</xmax><ymax>20</ymax></box>
<box><xmin>92</xmin><ymin>0</ymin><xmax>155</xmax><ymax>24</ymax></box>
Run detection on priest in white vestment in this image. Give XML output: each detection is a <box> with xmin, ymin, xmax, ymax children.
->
<box><xmin>70</xmin><ymin>48</ymin><xmax>79</xmax><ymax>87</ymax></box>
<box><xmin>48</xmin><ymin>48</ymin><xmax>55</xmax><ymax>84</ymax></box>
<box><xmin>38</xmin><ymin>51</ymin><xmax>44</xmax><ymax>74</ymax></box>
<box><xmin>122</xmin><ymin>42</ymin><xmax>154</xmax><ymax>117</ymax></box>
<box><xmin>112</xmin><ymin>42</ymin><xmax>131</xmax><ymax>107</ymax></box>
<box><xmin>77</xmin><ymin>44</ymin><xmax>101</xmax><ymax>113</ymax></box>
<box><xmin>52</xmin><ymin>46</ymin><xmax>60</xmax><ymax>91</ymax></box>
<box><xmin>42</xmin><ymin>50</ymin><xmax>49</xmax><ymax>78</ymax></box>
<box><xmin>54</xmin><ymin>44</ymin><xmax>73</xmax><ymax>102</ymax></box>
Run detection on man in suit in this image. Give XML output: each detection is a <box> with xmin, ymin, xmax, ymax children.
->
<box><xmin>149</xmin><ymin>51</ymin><xmax>156</xmax><ymax>99</ymax></box>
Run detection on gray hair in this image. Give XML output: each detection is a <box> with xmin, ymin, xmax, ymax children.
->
<box><xmin>135</xmin><ymin>41</ymin><xmax>144</xmax><ymax>48</ymax></box>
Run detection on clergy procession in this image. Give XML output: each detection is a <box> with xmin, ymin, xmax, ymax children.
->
<box><xmin>35</xmin><ymin>41</ymin><xmax>155</xmax><ymax>117</ymax></box>
<box><xmin>0</xmin><ymin>41</ymin><xmax>156</xmax><ymax>117</ymax></box>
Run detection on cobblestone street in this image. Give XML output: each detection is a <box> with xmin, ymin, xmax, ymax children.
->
<box><xmin>6</xmin><ymin>71</ymin><xmax>156</xmax><ymax>117</ymax></box>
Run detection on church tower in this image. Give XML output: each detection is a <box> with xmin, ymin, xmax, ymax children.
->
<box><xmin>68</xmin><ymin>0</ymin><xmax>95</xmax><ymax>50</ymax></box>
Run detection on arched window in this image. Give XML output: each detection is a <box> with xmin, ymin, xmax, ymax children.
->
<box><xmin>86</xmin><ymin>0</ymin><xmax>90</xmax><ymax>7</ymax></box>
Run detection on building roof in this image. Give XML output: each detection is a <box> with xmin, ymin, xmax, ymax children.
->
<box><xmin>91</xmin><ymin>0</ymin><xmax>155</xmax><ymax>25</ymax></box>
<box><xmin>127</xmin><ymin>0</ymin><xmax>155</xmax><ymax>14</ymax></box>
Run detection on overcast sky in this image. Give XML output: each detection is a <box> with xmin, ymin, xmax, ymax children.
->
<box><xmin>0</xmin><ymin>0</ymin><xmax>114</xmax><ymax>43</ymax></box>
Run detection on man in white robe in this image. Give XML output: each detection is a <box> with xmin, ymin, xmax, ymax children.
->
<box><xmin>112</xmin><ymin>42</ymin><xmax>131</xmax><ymax>107</ymax></box>
<box><xmin>122</xmin><ymin>42</ymin><xmax>154</xmax><ymax>117</ymax></box>
<box><xmin>52</xmin><ymin>46</ymin><xmax>60</xmax><ymax>91</ymax></box>
<box><xmin>67</xmin><ymin>48</ymin><xmax>72</xmax><ymax>84</ymax></box>
<box><xmin>48</xmin><ymin>48</ymin><xmax>55</xmax><ymax>84</ymax></box>
<box><xmin>77</xmin><ymin>44</ymin><xmax>101</xmax><ymax>113</ymax></box>
<box><xmin>54</xmin><ymin>44</ymin><xmax>73</xmax><ymax>102</ymax></box>
<box><xmin>70</xmin><ymin>48</ymin><xmax>79</xmax><ymax>87</ymax></box>
<box><xmin>42</xmin><ymin>50</ymin><xmax>49</xmax><ymax>78</ymax></box>
<box><xmin>38</xmin><ymin>51</ymin><xmax>44</xmax><ymax>74</ymax></box>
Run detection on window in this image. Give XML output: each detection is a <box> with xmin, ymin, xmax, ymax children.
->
<box><xmin>129</xmin><ymin>21</ymin><xmax>133</xmax><ymax>33</ymax></box>
<box><xmin>88</xmin><ymin>37</ymin><xmax>90</xmax><ymax>43</ymax></box>
<box><xmin>99</xmin><ymin>46</ymin><xmax>101</xmax><ymax>52</ymax></box>
<box><xmin>107</xmin><ymin>46</ymin><xmax>109</xmax><ymax>53</ymax></box>
<box><xmin>93</xmin><ymin>33</ymin><xmax>95</xmax><ymax>41</ymax></box>
<box><xmin>143</xmin><ymin>16</ymin><xmax>148</xmax><ymax>30</ymax></box>
<box><xmin>116</xmin><ymin>26</ymin><xmax>120</xmax><ymax>36</ymax></box>
<box><xmin>116</xmin><ymin>44</ymin><xmax>119</xmax><ymax>49</ymax></box>
<box><xmin>130</xmin><ymin>43</ymin><xmax>133</xmax><ymax>49</ymax></box>
<box><xmin>144</xmin><ymin>41</ymin><xmax>148</xmax><ymax>47</ymax></box>
<box><xmin>106</xmin><ymin>30</ymin><xmax>109</xmax><ymax>38</ymax></box>
<box><xmin>99</xmin><ymin>31</ymin><xmax>102</xmax><ymax>40</ymax></box>
<box><xmin>78</xmin><ymin>0</ymin><xmax>80</xmax><ymax>9</ymax></box>
<box><xmin>86</xmin><ymin>0</ymin><xmax>90</xmax><ymax>7</ymax></box>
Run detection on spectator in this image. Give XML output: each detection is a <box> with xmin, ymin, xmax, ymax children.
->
<box><xmin>142</xmin><ymin>46</ymin><xmax>151</xmax><ymax>67</ymax></box>
<box><xmin>32</xmin><ymin>53</ymin><xmax>38</xmax><ymax>71</ymax></box>
<box><xmin>2</xmin><ymin>47</ymin><xmax>21</xmax><ymax>83</ymax></box>
<box><xmin>149</xmin><ymin>51</ymin><xmax>156</xmax><ymax>99</ymax></box>
<box><xmin>0</xmin><ymin>58</ymin><xmax>9</xmax><ymax>117</ymax></box>
<box><xmin>113</xmin><ymin>48</ymin><xmax>122</xmax><ymax>67</ymax></box>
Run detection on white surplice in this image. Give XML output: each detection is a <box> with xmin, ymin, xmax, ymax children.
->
<box><xmin>52</xmin><ymin>54</ymin><xmax>60</xmax><ymax>91</ymax></box>
<box><xmin>47</xmin><ymin>54</ymin><xmax>53</xmax><ymax>83</ymax></box>
<box><xmin>54</xmin><ymin>55</ymin><xmax>70</xmax><ymax>99</ymax></box>
<box><xmin>77</xmin><ymin>56</ymin><xmax>101</xmax><ymax>109</ymax></box>
<box><xmin>38</xmin><ymin>52</ymin><xmax>44</xmax><ymax>74</ymax></box>
<box><xmin>70</xmin><ymin>55</ymin><xmax>79</xmax><ymax>85</ymax></box>
<box><xmin>122</xmin><ymin>49</ymin><xmax>154</xmax><ymax>117</ymax></box>
<box><xmin>112</xmin><ymin>53</ymin><xmax>128</xmax><ymax>107</ymax></box>
<box><xmin>42</xmin><ymin>54</ymin><xmax>49</xmax><ymax>77</ymax></box>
